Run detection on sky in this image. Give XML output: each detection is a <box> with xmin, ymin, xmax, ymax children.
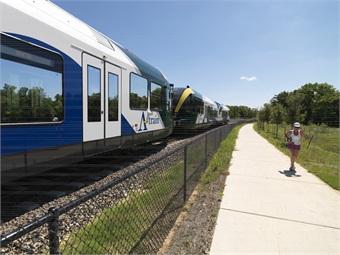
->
<box><xmin>53</xmin><ymin>0</ymin><xmax>339</xmax><ymax>108</ymax></box>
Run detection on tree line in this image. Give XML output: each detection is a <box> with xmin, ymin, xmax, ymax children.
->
<box><xmin>227</xmin><ymin>105</ymin><xmax>258</xmax><ymax>119</ymax></box>
<box><xmin>257</xmin><ymin>83</ymin><xmax>339</xmax><ymax>127</ymax></box>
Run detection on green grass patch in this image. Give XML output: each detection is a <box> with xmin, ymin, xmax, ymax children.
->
<box><xmin>254</xmin><ymin>123</ymin><xmax>339</xmax><ymax>190</ymax></box>
<box><xmin>61</xmin><ymin>161</ymin><xmax>184</xmax><ymax>254</ymax></box>
<box><xmin>200</xmin><ymin>125</ymin><xmax>243</xmax><ymax>186</ymax></box>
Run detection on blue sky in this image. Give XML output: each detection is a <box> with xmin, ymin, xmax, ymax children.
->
<box><xmin>54</xmin><ymin>0</ymin><xmax>339</xmax><ymax>108</ymax></box>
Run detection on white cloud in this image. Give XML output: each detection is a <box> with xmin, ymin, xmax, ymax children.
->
<box><xmin>240</xmin><ymin>76</ymin><xmax>257</xmax><ymax>81</ymax></box>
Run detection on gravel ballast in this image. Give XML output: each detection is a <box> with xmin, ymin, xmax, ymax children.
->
<box><xmin>158</xmin><ymin>170</ymin><xmax>228</xmax><ymax>254</ymax></box>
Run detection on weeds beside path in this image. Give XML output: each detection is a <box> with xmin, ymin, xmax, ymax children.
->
<box><xmin>159</xmin><ymin>125</ymin><xmax>243</xmax><ymax>254</ymax></box>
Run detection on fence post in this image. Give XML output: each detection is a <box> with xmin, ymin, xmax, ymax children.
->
<box><xmin>48</xmin><ymin>207</ymin><xmax>60</xmax><ymax>255</ymax></box>
<box><xmin>183</xmin><ymin>145</ymin><xmax>187</xmax><ymax>202</ymax></box>
<box><xmin>205</xmin><ymin>133</ymin><xmax>208</xmax><ymax>168</ymax></box>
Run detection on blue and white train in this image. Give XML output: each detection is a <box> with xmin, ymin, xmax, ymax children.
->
<box><xmin>0</xmin><ymin>0</ymin><xmax>173</xmax><ymax>181</ymax></box>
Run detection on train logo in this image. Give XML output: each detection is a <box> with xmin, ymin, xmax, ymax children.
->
<box><xmin>136</xmin><ymin>113</ymin><xmax>161</xmax><ymax>132</ymax></box>
<box><xmin>138</xmin><ymin>112</ymin><xmax>148</xmax><ymax>131</ymax></box>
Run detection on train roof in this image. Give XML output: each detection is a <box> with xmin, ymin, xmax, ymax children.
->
<box><xmin>203</xmin><ymin>96</ymin><xmax>217</xmax><ymax>108</ymax></box>
<box><xmin>2</xmin><ymin>0</ymin><xmax>168</xmax><ymax>85</ymax></box>
<box><xmin>117</xmin><ymin>46</ymin><xmax>168</xmax><ymax>85</ymax></box>
<box><xmin>221</xmin><ymin>105</ymin><xmax>230</xmax><ymax>111</ymax></box>
<box><xmin>215</xmin><ymin>102</ymin><xmax>229</xmax><ymax>111</ymax></box>
<box><xmin>173</xmin><ymin>87</ymin><xmax>203</xmax><ymax>99</ymax></box>
<box><xmin>173</xmin><ymin>87</ymin><xmax>220</xmax><ymax>111</ymax></box>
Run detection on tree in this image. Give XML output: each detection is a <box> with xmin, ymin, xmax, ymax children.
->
<box><xmin>258</xmin><ymin>82</ymin><xmax>339</xmax><ymax>127</ymax></box>
<box><xmin>257</xmin><ymin>109</ymin><xmax>266</xmax><ymax>129</ymax></box>
<box><xmin>302</xmin><ymin>83</ymin><xmax>340</xmax><ymax>126</ymax></box>
<box><xmin>257</xmin><ymin>103</ymin><xmax>271</xmax><ymax>130</ymax></box>
<box><xmin>228</xmin><ymin>106</ymin><xmax>240</xmax><ymax>118</ymax></box>
<box><xmin>285</xmin><ymin>91</ymin><xmax>305</xmax><ymax>124</ymax></box>
<box><xmin>270</xmin><ymin>103</ymin><xmax>286</xmax><ymax>137</ymax></box>
<box><xmin>270</xmin><ymin>91</ymin><xmax>289</xmax><ymax>108</ymax></box>
<box><xmin>263</xmin><ymin>103</ymin><xmax>271</xmax><ymax>123</ymax></box>
<box><xmin>227</xmin><ymin>105</ymin><xmax>257</xmax><ymax>119</ymax></box>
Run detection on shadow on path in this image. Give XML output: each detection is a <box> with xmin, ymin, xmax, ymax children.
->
<box><xmin>278</xmin><ymin>169</ymin><xmax>302</xmax><ymax>178</ymax></box>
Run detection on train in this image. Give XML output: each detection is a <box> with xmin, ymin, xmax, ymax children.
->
<box><xmin>0</xmin><ymin>0</ymin><xmax>229</xmax><ymax>182</ymax></box>
<box><xmin>173</xmin><ymin>87</ymin><xmax>230</xmax><ymax>130</ymax></box>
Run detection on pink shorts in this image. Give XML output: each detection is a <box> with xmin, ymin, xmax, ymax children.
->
<box><xmin>287</xmin><ymin>143</ymin><xmax>300</xmax><ymax>150</ymax></box>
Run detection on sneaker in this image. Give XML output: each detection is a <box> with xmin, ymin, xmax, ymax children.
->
<box><xmin>289</xmin><ymin>166</ymin><xmax>296</xmax><ymax>171</ymax></box>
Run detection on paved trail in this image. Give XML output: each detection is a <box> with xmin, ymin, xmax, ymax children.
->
<box><xmin>210</xmin><ymin>124</ymin><xmax>340</xmax><ymax>255</ymax></box>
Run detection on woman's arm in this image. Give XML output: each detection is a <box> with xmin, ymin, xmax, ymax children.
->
<box><xmin>300</xmin><ymin>129</ymin><xmax>304</xmax><ymax>137</ymax></box>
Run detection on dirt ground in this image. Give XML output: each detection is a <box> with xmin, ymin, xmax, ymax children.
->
<box><xmin>158</xmin><ymin>171</ymin><xmax>228</xmax><ymax>255</ymax></box>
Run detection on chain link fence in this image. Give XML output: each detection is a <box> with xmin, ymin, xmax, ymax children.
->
<box><xmin>1</xmin><ymin>122</ymin><xmax>246</xmax><ymax>254</ymax></box>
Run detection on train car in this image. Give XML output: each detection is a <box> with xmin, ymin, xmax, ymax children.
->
<box><xmin>221</xmin><ymin>105</ymin><xmax>230</xmax><ymax>123</ymax></box>
<box><xmin>203</xmin><ymin>96</ymin><xmax>219</xmax><ymax>124</ymax></box>
<box><xmin>172</xmin><ymin>86</ymin><xmax>219</xmax><ymax>130</ymax></box>
<box><xmin>215</xmin><ymin>103</ymin><xmax>230</xmax><ymax>124</ymax></box>
<box><xmin>1</xmin><ymin>0</ymin><xmax>173</xmax><ymax>181</ymax></box>
<box><xmin>215</xmin><ymin>102</ymin><xmax>224</xmax><ymax>124</ymax></box>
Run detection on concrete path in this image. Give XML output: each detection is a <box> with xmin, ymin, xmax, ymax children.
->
<box><xmin>210</xmin><ymin>124</ymin><xmax>340</xmax><ymax>255</ymax></box>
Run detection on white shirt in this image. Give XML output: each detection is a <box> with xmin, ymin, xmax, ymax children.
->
<box><xmin>290</xmin><ymin>130</ymin><xmax>301</xmax><ymax>145</ymax></box>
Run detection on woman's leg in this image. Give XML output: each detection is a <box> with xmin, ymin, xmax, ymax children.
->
<box><xmin>289</xmin><ymin>149</ymin><xmax>295</xmax><ymax>169</ymax></box>
<box><xmin>293</xmin><ymin>149</ymin><xmax>300</xmax><ymax>165</ymax></box>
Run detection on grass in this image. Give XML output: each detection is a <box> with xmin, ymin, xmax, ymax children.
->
<box><xmin>200</xmin><ymin>125</ymin><xmax>243</xmax><ymax>186</ymax></box>
<box><xmin>254</xmin><ymin>123</ymin><xmax>339</xmax><ymax>190</ymax></box>
<box><xmin>61</xmin><ymin>161</ymin><xmax>184</xmax><ymax>254</ymax></box>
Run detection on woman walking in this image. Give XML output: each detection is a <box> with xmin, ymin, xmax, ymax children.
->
<box><xmin>285</xmin><ymin>122</ymin><xmax>304</xmax><ymax>171</ymax></box>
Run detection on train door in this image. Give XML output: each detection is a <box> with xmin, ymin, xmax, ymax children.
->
<box><xmin>104</xmin><ymin>63</ymin><xmax>121</xmax><ymax>138</ymax></box>
<box><xmin>83</xmin><ymin>53</ymin><xmax>104</xmax><ymax>142</ymax></box>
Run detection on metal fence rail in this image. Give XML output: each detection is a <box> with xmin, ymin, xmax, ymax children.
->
<box><xmin>1</xmin><ymin>121</ymin><xmax>248</xmax><ymax>254</ymax></box>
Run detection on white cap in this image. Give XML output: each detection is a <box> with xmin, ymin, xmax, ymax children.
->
<box><xmin>293</xmin><ymin>122</ymin><xmax>301</xmax><ymax>128</ymax></box>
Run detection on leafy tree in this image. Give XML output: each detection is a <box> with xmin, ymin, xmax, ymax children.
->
<box><xmin>285</xmin><ymin>91</ymin><xmax>305</xmax><ymax>124</ymax></box>
<box><xmin>262</xmin><ymin>103</ymin><xmax>271</xmax><ymax>123</ymax></box>
<box><xmin>228</xmin><ymin>106</ymin><xmax>240</xmax><ymax>118</ymax></box>
<box><xmin>257</xmin><ymin>109</ymin><xmax>266</xmax><ymax>129</ymax></box>
<box><xmin>256</xmin><ymin>103</ymin><xmax>271</xmax><ymax>130</ymax></box>
<box><xmin>270</xmin><ymin>91</ymin><xmax>289</xmax><ymax>108</ymax></box>
<box><xmin>270</xmin><ymin>103</ymin><xmax>286</xmax><ymax>137</ymax></box>
<box><xmin>258</xmin><ymin>82</ymin><xmax>339</xmax><ymax>127</ymax></box>
<box><xmin>227</xmin><ymin>105</ymin><xmax>257</xmax><ymax>119</ymax></box>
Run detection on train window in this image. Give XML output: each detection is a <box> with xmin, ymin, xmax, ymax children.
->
<box><xmin>130</xmin><ymin>73</ymin><xmax>147</xmax><ymax>110</ymax></box>
<box><xmin>199</xmin><ymin>105</ymin><xmax>204</xmax><ymax>114</ymax></box>
<box><xmin>213</xmin><ymin>109</ymin><xmax>218</xmax><ymax>117</ymax></box>
<box><xmin>207</xmin><ymin>106</ymin><xmax>218</xmax><ymax>119</ymax></box>
<box><xmin>150</xmin><ymin>82</ymin><xmax>162</xmax><ymax>111</ymax></box>
<box><xmin>0</xmin><ymin>34</ymin><xmax>63</xmax><ymax>124</ymax></box>
<box><xmin>108</xmin><ymin>72</ymin><xmax>118</xmax><ymax>121</ymax></box>
<box><xmin>87</xmin><ymin>65</ymin><xmax>101</xmax><ymax>122</ymax></box>
<box><xmin>166</xmin><ymin>87</ymin><xmax>171</xmax><ymax>111</ymax></box>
